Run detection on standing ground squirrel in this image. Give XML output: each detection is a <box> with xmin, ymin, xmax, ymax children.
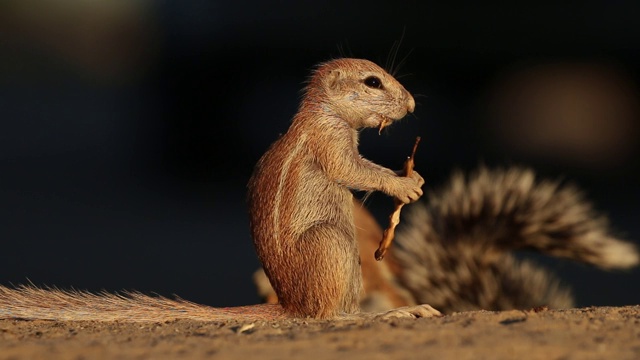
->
<box><xmin>247</xmin><ymin>58</ymin><xmax>437</xmax><ymax>319</ymax></box>
<box><xmin>0</xmin><ymin>58</ymin><xmax>440</xmax><ymax>322</ymax></box>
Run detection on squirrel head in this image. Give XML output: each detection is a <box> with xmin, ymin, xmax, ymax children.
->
<box><xmin>303</xmin><ymin>58</ymin><xmax>415</xmax><ymax>129</ymax></box>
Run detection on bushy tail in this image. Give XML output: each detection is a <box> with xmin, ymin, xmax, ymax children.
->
<box><xmin>0</xmin><ymin>284</ymin><xmax>283</xmax><ymax>322</ymax></box>
<box><xmin>392</xmin><ymin>166</ymin><xmax>639</xmax><ymax>313</ymax></box>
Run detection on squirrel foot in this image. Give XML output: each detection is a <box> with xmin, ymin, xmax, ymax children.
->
<box><xmin>374</xmin><ymin>304</ymin><xmax>442</xmax><ymax>320</ymax></box>
<box><xmin>337</xmin><ymin>304</ymin><xmax>441</xmax><ymax>321</ymax></box>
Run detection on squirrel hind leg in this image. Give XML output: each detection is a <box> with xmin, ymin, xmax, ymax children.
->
<box><xmin>271</xmin><ymin>224</ymin><xmax>362</xmax><ymax>319</ymax></box>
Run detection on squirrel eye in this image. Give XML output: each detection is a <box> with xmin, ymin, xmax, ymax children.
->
<box><xmin>364</xmin><ymin>76</ymin><xmax>383</xmax><ymax>89</ymax></box>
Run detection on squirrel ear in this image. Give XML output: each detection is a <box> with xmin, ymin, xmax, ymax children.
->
<box><xmin>325</xmin><ymin>69</ymin><xmax>343</xmax><ymax>91</ymax></box>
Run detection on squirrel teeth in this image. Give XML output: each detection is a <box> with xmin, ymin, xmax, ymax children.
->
<box><xmin>378</xmin><ymin>118</ymin><xmax>392</xmax><ymax>135</ymax></box>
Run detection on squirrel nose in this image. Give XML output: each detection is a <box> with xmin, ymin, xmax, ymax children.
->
<box><xmin>406</xmin><ymin>92</ymin><xmax>415</xmax><ymax>113</ymax></box>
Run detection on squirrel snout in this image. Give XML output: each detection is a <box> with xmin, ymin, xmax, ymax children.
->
<box><xmin>406</xmin><ymin>92</ymin><xmax>415</xmax><ymax>113</ymax></box>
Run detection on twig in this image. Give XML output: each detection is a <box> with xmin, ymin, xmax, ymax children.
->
<box><xmin>375</xmin><ymin>136</ymin><xmax>421</xmax><ymax>261</ymax></box>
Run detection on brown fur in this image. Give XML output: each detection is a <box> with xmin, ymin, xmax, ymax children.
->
<box><xmin>252</xmin><ymin>197</ymin><xmax>415</xmax><ymax>312</ymax></box>
<box><xmin>247</xmin><ymin>58</ymin><xmax>424</xmax><ymax>318</ymax></box>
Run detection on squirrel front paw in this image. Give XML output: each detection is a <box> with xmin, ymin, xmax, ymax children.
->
<box><xmin>388</xmin><ymin>171</ymin><xmax>424</xmax><ymax>204</ymax></box>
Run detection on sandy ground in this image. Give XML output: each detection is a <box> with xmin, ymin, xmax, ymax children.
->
<box><xmin>1</xmin><ymin>306</ymin><xmax>639</xmax><ymax>360</ymax></box>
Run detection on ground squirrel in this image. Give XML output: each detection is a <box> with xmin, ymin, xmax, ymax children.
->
<box><xmin>0</xmin><ymin>58</ymin><xmax>440</xmax><ymax>322</ymax></box>
<box><xmin>247</xmin><ymin>58</ymin><xmax>437</xmax><ymax>319</ymax></box>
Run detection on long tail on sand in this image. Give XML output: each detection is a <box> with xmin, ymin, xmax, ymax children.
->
<box><xmin>0</xmin><ymin>284</ymin><xmax>284</xmax><ymax>322</ymax></box>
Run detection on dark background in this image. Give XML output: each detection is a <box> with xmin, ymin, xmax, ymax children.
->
<box><xmin>1</xmin><ymin>1</ymin><xmax>639</xmax><ymax>308</ymax></box>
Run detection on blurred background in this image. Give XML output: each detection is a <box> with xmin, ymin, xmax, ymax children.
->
<box><xmin>1</xmin><ymin>1</ymin><xmax>639</xmax><ymax>308</ymax></box>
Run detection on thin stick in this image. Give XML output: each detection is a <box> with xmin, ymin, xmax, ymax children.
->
<box><xmin>375</xmin><ymin>136</ymin><xmax>421</xmax><ymax>261</ymax></box>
